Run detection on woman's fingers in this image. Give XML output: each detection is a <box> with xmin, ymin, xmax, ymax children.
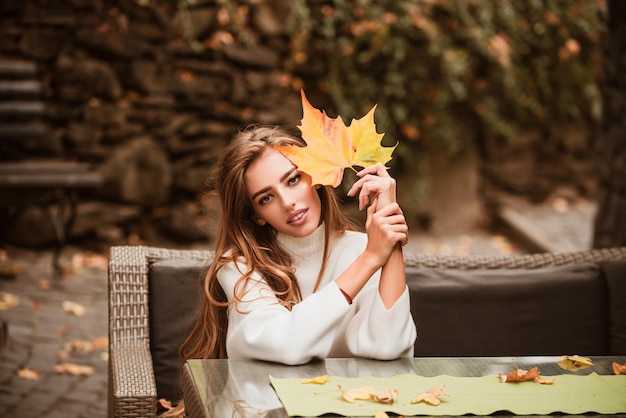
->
<box><xmin>348</xmin><ymin>174</ymin><xmax>397</xmax><ymax>211</ymax></box>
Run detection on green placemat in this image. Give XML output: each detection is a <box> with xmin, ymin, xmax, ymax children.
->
<box><xmin>270</xmin><ymin>373</ymin><xmax>626</xmax><ymax>416</ymax></box>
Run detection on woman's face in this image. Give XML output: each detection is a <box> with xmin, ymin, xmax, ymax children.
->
<box><xmin>245</xmin><ymin>148</ymin><xmax>322</xmax><ymax>237</ymax></box>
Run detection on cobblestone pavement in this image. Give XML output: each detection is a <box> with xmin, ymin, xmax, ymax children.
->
<box><xmin>0</xmin><ymin>195</ymin><xmax>595</xmax><ymax>417</ymax></box>
<box><xmin>0</xmin><ymin>248</ymin><xmax>108</xmax><ymax>418</ymax></box>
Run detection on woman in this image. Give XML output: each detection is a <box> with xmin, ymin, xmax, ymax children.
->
<box><xmin>180</xmin><ymin>125</ymin><xmax>416</xmax><ymax>366</ymax></box>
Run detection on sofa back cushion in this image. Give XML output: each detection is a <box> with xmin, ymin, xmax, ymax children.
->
<box><xmin>601</xmin><ymin>260</ymin><xmax>626</xmax><ymax>354</ymax></box>
<box><xmin>149</xmin><ymin>257</ymin><xmax>206</xmax><ymax>403</ymax></box>
<box><xmin>407</xmin><ymin>263</ymin><xmax>608</xmax><ymax>357</ymax></box>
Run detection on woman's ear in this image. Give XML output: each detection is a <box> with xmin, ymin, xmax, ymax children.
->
<box><xmin>255</xmin><ymin>217</ymin><xmax>267</xmax><ymax>226</ymax></box>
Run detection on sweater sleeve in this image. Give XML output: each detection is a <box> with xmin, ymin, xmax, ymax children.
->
<box><xmin>344</xmin><ymin>280</ymin><xmax>417</xmax><ymax>359</ymax></box>
<box><xmin>218</xmin><ymin>263</ymin><xmax>350</xmax><ymax>365</ymax></box>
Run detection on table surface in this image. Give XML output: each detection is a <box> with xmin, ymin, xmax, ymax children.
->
<box><xmin>182</xmin><ymin>355</ymin><xmax>626</xmax><ymax>418</ymax></box>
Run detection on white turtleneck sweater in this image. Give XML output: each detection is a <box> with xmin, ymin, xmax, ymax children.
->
<box><xmin>217</xmin><ymin>224</ymin><xmax>417</xmax><ymax>365</ymax></box>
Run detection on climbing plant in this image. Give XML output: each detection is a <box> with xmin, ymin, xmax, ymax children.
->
<box><xmin>283</xmin><ymin>0</ymin><xmax>605</xmax><ymax>167</ymax></box>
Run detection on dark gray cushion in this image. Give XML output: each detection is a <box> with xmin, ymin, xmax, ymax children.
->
<box><xmin>601</xmin><ymin>260</ymin><xmax>626</xmax><ymax>354</ymax></box>
<box><xmin>407</xmin><ymin>263</ymin><xmax>608</xmax><ymax>357</ymax></box>
<box><xmin>149</xmin><ymin>258</ymin><xmax>207</xmax><ymax>402</ymax></box>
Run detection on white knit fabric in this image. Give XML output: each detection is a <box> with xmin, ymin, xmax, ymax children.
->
<box><xmin>218</xmin><ymin>224</ymin><xmax>417</xmax><ymax>365</ymax></box>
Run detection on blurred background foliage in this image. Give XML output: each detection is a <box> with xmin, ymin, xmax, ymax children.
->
<box><xmin>281</xmin><ymin>0</ymin><xmax>606</xmax><ymax>169</ymax></box>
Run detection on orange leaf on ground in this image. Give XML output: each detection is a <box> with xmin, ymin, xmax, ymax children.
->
<box><xmin>411</xmin><ymin>386</ymin><xmax>450</xmax><ymax>406</ymax></box>
<box><xmin>17</xmin><ymin>368</ymin><xmax>40</xmax><ymax>381</ymax></box>
<box><xmin>498</xmin><ymin>366</ymin><xmax>553</xmax><ymax>384</ymax></box>
<box><xmin>62</xmin><ymin>300</ymin><xmax>86</xmax><ymax>316</ymax></box>
<box><xmin>613</xmin><ymin>361</ymin><xmax>626</xmax><ymax>375</ymax></box>
<box><xmin>275</xmin><ymin>89</ymin><xmax>396</xmax><ymax>188</ymax></box>
<box><xmin>53</xmin><ymin>362</ymin><xmax>94</xmax><ymax>376</ymax></box>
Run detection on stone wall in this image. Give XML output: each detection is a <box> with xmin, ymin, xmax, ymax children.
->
<box><xmin>0</xmin><ymin>0</ymin><xmax>308</xmax><ymax>248</ymax></box>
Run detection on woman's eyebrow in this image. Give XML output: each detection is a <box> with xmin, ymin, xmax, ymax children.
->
<box><xmin>250</xmin><ymin>167</ymin><xmax>297</xmax><ymax>201</ymax></box>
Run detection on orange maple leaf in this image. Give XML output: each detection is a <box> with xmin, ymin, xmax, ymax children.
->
<box><xmin>498</xmin><ymin>366</ymin><xmax>553</xmax><ymax>384</ymax></box>
<box><xmin>613</xmin><ymin>361</ymin><xmax>626</xmax><ymax>375</ymax></box>
<box><xmin>338</xmin><ymin>384</ymin><xmax>376</xmax><ymax>403</ymax></box>
<box><xmin>275</xmin><ymin>89</ymin><xmax>397</xmax><ymax>187</ymax></box>
<box><xmin>411</xmin><ymin>386</ymin><xmax>450</xmax><ymax>406</ymax></box>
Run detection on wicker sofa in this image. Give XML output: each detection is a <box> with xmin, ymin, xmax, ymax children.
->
<box><xmin>108</xmin><ymin>245</ymin><xmax>626</xmax><ymax>418</ymax></box>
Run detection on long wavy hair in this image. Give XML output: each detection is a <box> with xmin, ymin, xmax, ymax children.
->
<box><xmin>179</xmin><ymin>125</ymin><xmax>357</xmax><ymax>362</ymax></box>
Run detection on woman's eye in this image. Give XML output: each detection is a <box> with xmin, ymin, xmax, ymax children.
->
<box><xmin>288</xmin><ymin>174</ymin><xmax>301</xmax><ymax>185</ymax></box>
<box><xmin>259</xmin><ymin>194</ymin><xmax>272</xmax><ymax>205</ymax></box>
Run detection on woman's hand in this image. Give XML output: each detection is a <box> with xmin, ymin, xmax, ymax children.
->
<box><xmin>347</xmin><ymin>163</ymin><xmax>397</xmax><ymax>212</ymax></box>
<box><xmin>363</xmin><ymin>200</ymin><xmax>408</xmax><ymax>267</ymax></box>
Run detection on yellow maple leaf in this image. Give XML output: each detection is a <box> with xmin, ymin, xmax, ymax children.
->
<box><xmin>558</xmin><ymin>355</ymin><xmax>593</xmax><ymax>371</ymax></box>
<box><xmin>301</xmin><ymin>374</ymin><xmax>329</xmax><ymax>384</ymax></box>
<box><xmin>275</xmin><ymin>89</ymin><xmax>396</xmax><ymax>187</ymax></box>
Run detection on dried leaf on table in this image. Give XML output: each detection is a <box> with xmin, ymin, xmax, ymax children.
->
<box><xmin>275</xmin><ymin>89</ymin><xmax>396</xmax><ymax>188</ymax></box>
<box><xmin>613</xmin><ymin>361</ymin><xmax>626</xmax><ymax>375</ymax></box>
<box><xmin>371</xmin><ymin>388</ymin><xmax>398</xmax><ymax>404</ymax></box>
<box><xmin>498</xmin><ymin>366</ymin><xmax>553</xmax><ymax>384</ymax></box>
<box><xmin>17</xmin><ymin>368</ymin><xmax>40</xmax><ymax>381</ymax></box>
<box><xmin>302</xmin><ymin>374</ymin><xmax>329</xmax><ymax>384</ymax></box>
<box><xmin>337</xmin><ymin>385</ymin><xmax>397</xmax><ymax>405</ymax></box>
<box><xmin>558</xmin><ymin>355</ymin><xmax>593</xmax><ymax>371</ymax></box>
<box><xmin>411</xmin><ymin>386</ymin><xmax>450</xmax><ymax>406</ymax></box>
<box><xmin>338</xmin><ymin>385</ymin><xmax>376</xmax><ymax>403</ymax></box>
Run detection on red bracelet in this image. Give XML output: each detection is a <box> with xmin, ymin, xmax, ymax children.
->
<box><xmin>339</xmin><ymin>288</ymin><xmax>353</xmax><ymax>305</ymax></box>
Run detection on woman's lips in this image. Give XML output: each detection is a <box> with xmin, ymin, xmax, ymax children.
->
<box><xmin>288</xmin><ymin>209</ymin><xmax>308</xmax><ymax>224</ymax></box>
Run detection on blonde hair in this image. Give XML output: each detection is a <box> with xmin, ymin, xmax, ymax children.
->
<box><xmin>180</xmin><ymin>125</ymin><xmax>356</xmax><ymax>362</ymax></box>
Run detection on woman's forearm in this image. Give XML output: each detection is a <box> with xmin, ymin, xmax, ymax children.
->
<box><xmin>378</xmin><ymin>244</ymin><xmax>406</xmax><ymax>309</ymax></box>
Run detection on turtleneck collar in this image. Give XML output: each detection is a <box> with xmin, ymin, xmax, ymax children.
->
<box><xmin>276</xmin><ymin>223</ymin><xmax>326</xmax><ymax>260</ymax></box>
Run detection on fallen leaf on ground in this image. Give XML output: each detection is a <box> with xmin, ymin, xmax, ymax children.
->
<box><xmin>0</xmin><ymin>292</ymin><xmax>19</xmax><ymax>310</ymax></box>
<box><xmin>302</xmin><ymin>374</ymin><xmax>329</xmax><ymax>384</ymax></box>
<box><xmin>558</xmin><ymin>355</ymin><xmax>593</xmax><ymax>371</ymax></box>
<box><xmin>92</xmin><ymin>336</ymin><xmax>109</xmax><ymax>350</ymax></box>
<box><xmin>498</xmin><ymin>366</ymin><xmax>553</xmax><ymax>384</ymax></box>
<box><xmin>411</xmin><ymin>386</ymin><xmax>450</xmax><ymax>406</ymax></box>
<box><xmin>62</xmin><ymin>300</ymin><xmax>85</xmax><ymax>316</ymax></box>
<box><xmin>36</xmin><ymin>278</ymin><xmax>50</xmax><ymax>289</ymax></box>
<box><xmin>275</xmin><ymin>89</ymin><xmax>396</xmax><ymax>188</ymax></box>
<box><xmin>18</xmin><ymin>368</ymin><xmax>40</xmax><ymax>381</ymax></box>
<box><xmin>158</xmin><ymin>398</ymin><xmax>173</xmax><ymax>410</ymax></box>
<box><xmin>0</xmin><ymin>262</ymin><xmax>23</xmax><ymax>278</ymax></box>
<box><xmin>613</xmin><ymin>361</ymin><xmax>626</xmax><ymax>375</ymax></box>
<box><xmin>58</xmin><ymin>325</ymin><xmax>72</xmax><ymax>336</ymax></box>
<box><xmin>53</xmin><ymin>362</ymin><xmax>94</xmax><ymax>376</ymax></box>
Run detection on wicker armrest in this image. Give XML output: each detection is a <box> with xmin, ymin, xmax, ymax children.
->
<box><xmin>108</xmin><ymin>246</ymin><xmax>214</xmax><ymax>418</ymax></box>
<box><xmin>108</xmin><ymin>246</ymin><xmax>157</xmax><ymax>418</ymax></box>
